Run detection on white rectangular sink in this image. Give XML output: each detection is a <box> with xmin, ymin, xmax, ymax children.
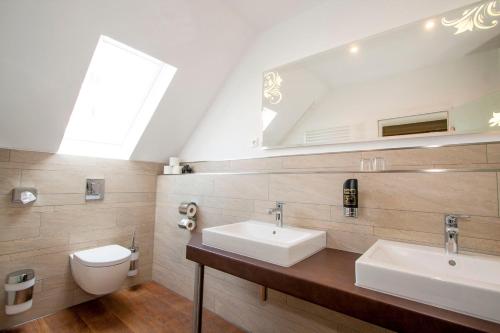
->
<box><xmin>356</xmin><ymin>240</ymin><xmax>500</xmax><ymax>323</ymax></box>
<box><xmin>202</xmin><ymin>220</ymin><xmax>326</xmax><ymax>267</ymax></box>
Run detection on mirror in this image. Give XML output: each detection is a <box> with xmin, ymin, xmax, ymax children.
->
<box><xmin>261</xmin><ymin>0</ymin><xmax>500</xmax><ymax>148</ymax></box>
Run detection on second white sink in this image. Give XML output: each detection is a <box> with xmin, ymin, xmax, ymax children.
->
<box><xmin>202</xmin><ymin>220</ymin><xmax>326</xmax><ymax>267</ymax></box>
<box><xmin>356</xmin><ymin>240</ymin><xmax>500</xmax><ymax>323</ymax></box>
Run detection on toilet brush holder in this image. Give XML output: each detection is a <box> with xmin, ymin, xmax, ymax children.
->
<box><xmin>5</xmin><ymin>269</ymin><xmax>35</xmax><ymax>315</ymax></box>
<box><xmin>128</xmin><ymin>247</ymin><xmax>139</xmax><ymax>277</ymax></box>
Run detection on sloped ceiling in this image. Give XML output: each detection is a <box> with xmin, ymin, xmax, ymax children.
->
<box><xmin>0</xmin><ymin>0</ymin><xmax>322</xmax><ymax>162</ymax></box>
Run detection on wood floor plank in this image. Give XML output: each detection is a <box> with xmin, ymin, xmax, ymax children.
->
<box><xmin>6</xmin><ymin>282</ymin><xmax>244</xmax><ymax>333</ymax></box>
<box><xmin>73</xmin><ymin>300</ymin><xmax>133</xmax><ymax>333</ymax></box>
<box><xmin>99</xmin><ymin>290</ymin><xmax>165</xmax><ymax>333</ymax></box>
<box><xmin>40</xmin><ymin>308</ymin><xmax>90</xmax><ymax>333</ymax></box>
<box><xmin>3</xmin><ymin>320</ymin><xmax>47</xmax><ymax>333</ymax></box>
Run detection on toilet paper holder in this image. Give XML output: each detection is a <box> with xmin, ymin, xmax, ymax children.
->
<box><xmin>5</xmin><ymin>269</ymin><xmax>35</xmax><ymax>315</ymax></box>
<box><xmin>11</xmin><ymin>188</ymin><xmax>37</xmax><ymax>205</ymax></box>
<box><xmin>178</xmin><ymin>202</ymin><xmax>197</xmax><ymax>231</ymax></box>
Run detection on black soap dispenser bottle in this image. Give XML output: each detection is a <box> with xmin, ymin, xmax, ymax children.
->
<box><xmin>343</xmin><ymin>179</ymin><xmax>358</xmax><ymax>217</ymax></box>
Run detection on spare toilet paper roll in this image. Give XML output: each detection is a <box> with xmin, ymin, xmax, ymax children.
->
<box><xmin>169</xmin><ymin>157</ymin><xmax>180</xmax><ymax>167</ymax></box>
<box><xmin>178</xmin><ymin>218</ymin><xmax>196</xmax><ymax>231</ymax></box>
<box><xmin>164</xmin><ymin>165</ymin><xmax>173</xmax><ymax>174</ymax></box>
<box><xmin>178</xmin><ymin>202</ymin><xmax>198</xmax><ymax>218</ymax></box>
<box><xmin>172</xmin><ymin>165</ymin><xmax>182</xmax><ymax>174</ymax></box>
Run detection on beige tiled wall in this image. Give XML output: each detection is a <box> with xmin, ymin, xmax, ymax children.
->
<box><xmin>0</xmin><ymin>149</ymin><xmax>160</xmax><ymax>329</ymax></box>
<box><xmin>154</xmin><ymin>143</ymin><xmax>500</xmax><ymax>333</ymax></box>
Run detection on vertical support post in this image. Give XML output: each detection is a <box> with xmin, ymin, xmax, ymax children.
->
<box><xmin>192</xmin><ymin>263</ymin><xmax>204</xmax><ymax>333</ymax></box>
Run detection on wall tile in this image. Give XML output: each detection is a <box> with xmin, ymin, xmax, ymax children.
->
<box><xmin>0</xmin><ymin>168</ymin><xmax>21</xmax><ymax>194</ymax></box>
<box><xmin>10</xmin><ymin>150</ymin><xmax>97</xmax><ymax>167</ymax></box>
<box><xmin>34</xmin><ymin>193</ymin><xmax>85</xmax><ymax>206</ymax></box>
<box><xmin>0</xmin><ymin>212</ymin><xmax>40</xmax><ymax>241</ymax></box>
<box><xmin>330</xmin><ymin>207</ymin><xmax>442</xmax><ymax>234</ymax></box>
<box><xmin>487</xmin><ymin>143</ymin><xmax>500</xmax><ymax>163</ymax></box>
<box><xmin>106</xmin><ymin>173</ymin><xmax>156</xmax><ymax>193</ymax></box>
<box><xmin>282</xmin><ymin>152</ymin><xmax>361</xmax><ymax>169</ymax></box>
<box><xmin>358</xmin><ymin>172</ymin><xmax>498</xmax><ymax>216</ymax></box>
<box><xmin>21</xmin><ymin>169</ymin><xmax>84</xmax><ymax>194</ymax></box>
<box><xmin>255</xmin><ymin>200</ymin><xmax>331</xmax><ymax>221</ymax></box>
<box><xmin>230</xmin><ymin>157</ymin><xmax>282</xmax><ymax>171</ymax></box>
<box><xmin>373</xmin><ymin>227</ymin><xmax>442</xmax><ymax>246</ymax></box>
<box><xmin>116</xmin><ymin>205</ymin><xmax>155</xmax><ymax>226</ymax></box>
<box><xmin>269</xmin><ymin>174</ymin><xmax>351</xmax><ymax>205</ymax></box>
<box><xmin>160</xmin><ymin>175</ymin><xmax>214</xmax><ymax>196</ymax></box>
<box><xmin>41</xmin><ymin>206</ymin><xmax>117</xmax><ymax>231</ymax></box>
<box><xmin>0</xmin><ymin>149</ymin><xmax>9</xmax><ymax>162</ymax></box>
<box><xmin>214</xmin><ymin>174</ymin><xmax>268</xmax><ymax>199</ymax></box>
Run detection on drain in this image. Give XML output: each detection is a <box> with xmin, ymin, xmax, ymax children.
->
<box><xmin>448</xmin><ymin>259</ymin><xmax>456</xmax><ymax>266</ymax></box>
<box><xmin>272</xmin><ymin>230</ymin><xmax>276</xmax><ymax>235</ymax></box>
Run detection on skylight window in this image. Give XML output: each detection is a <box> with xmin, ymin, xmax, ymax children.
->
<box><xmin>58</xmin><ymin>35</ymin><xmax>177</xmax><ymax>159</ymax></box>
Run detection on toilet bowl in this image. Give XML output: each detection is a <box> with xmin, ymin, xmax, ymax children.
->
<box><xmin>70</xmin><ymin>244</ymin><xmax>131</xmax><ymax>295</ymax></box>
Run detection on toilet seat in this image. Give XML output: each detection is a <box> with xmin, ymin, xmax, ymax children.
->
<box><xmin>73</xmin><ymin>245</ymin><xmax>131</xmax><ymax>267</ymax></box>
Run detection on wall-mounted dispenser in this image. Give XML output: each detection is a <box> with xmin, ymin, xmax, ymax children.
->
<box><xmin>178</xmin><ymin>202</ymin><xmax>197</xmax><ymax>231</ymax></box>
<box><xmin>11</xmin><ymin>188</ymin><xmax>37</xmax><ymax>205</ymax></box>
<box><xmin>343</xmin><ymin>179</ymin><xmax>358</xmax><ymax>218</ymax></box>
<box><xmin>86</xmin><ymin>179</ymin><xmax>105</xmax><ymax>201</ymax></box>
<box><xmin>5</xmin><ymin>269</ymin><xmax>35</xmax><ymax>315</ymax></box>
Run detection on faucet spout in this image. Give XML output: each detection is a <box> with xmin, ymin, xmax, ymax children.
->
<box><xmin>444</xmin><ymin>214</ymin><xmax>469</xmax><ymax>255</ymax></box>
<box><xmin>268</xmin><ymin>202</ymin><xmax>284</xmax><ymax>228</ymax></box>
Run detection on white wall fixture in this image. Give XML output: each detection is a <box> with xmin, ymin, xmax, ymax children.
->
<box><xmin>58</xmin><ymin>35</ymin><xmax>177</xmax><ymax>160</ymax></box>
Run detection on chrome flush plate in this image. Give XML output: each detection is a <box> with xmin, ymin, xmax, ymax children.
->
<box><xmin>86</xmin><ymin>179</ymin><xmax>105</xmax><ymax>201</ymax></box>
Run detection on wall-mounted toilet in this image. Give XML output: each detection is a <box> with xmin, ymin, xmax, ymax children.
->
<box><xmin>70</xmin><ymin>244</ymin><xmax>131</xmax><ymax>295</ymax></box>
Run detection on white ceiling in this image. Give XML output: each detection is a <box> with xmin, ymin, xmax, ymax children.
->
<box><xmin>0</xmin><ymin>0</ymin><xmax>320</xmax><ymax>161</ymax></box>
<box><xmin>220</xmin><ymin>0</ymin><xmax>325</xmax><ymax>32</ymax></box>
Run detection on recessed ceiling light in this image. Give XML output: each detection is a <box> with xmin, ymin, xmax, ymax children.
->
<box><xmin>424</xmin><ymin>19</ymin><xmax>435</xmax><ymax>31</ymax></box>
<box><xmin>349</xmin><ymin>45</ymin><xmax>359</xmax><ymax>54</ymax></box>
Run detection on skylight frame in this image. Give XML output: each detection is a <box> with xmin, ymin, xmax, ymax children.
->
<box><xmin>58</xmin><ymin>35</ymin><xmax>177</xmax><ymax>160</ymax></box>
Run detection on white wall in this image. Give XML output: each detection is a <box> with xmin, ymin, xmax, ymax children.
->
<box><xmin>180</xmin><ymin>0</ymin><xmax>494</xmax><ymax>161</ymax></box>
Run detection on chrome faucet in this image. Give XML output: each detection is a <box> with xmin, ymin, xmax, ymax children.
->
<box><xmin>444</xmin><ymin>214</ymin><xmax>469</xmax><ymax>255</ymax></box>
<box><xmin>268</xmin><ymin>202</ymin><xmax>284</xmax><ymax>228</ymax></box>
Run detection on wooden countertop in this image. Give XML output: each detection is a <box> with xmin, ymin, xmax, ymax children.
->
<box><xmin>186</xmin><ymin>233</ymin><xmax>500</xmax><ymax>333</ymax></box>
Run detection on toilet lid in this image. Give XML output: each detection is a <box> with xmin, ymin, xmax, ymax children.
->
<box><xmin>73</xmin><ymin>245</ymin><xmax>131</xmax><ymax>267</ymax></box>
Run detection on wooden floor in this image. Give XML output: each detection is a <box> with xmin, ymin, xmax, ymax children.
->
<box><xmin>4</xmin><ymin>282</ymin><xmax>244</xmax><ymax>333</ymax></box>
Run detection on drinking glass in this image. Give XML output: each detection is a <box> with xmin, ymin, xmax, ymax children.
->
<box><xmin>372</xmin><ymin>157</ymin><xmax>385</xmax><ymax>171</ymax></box>
<box><xmin>360</xmin><ymin>158</ymin><xmax>372</xmax><ymax>171</ymax></box>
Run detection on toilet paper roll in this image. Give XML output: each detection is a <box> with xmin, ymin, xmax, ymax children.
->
<box><xmin>179</xmin><ymin>202</ymin><xmax>197</xmax><ymax>218</ymax></box>
<box><xmin>164</xmin><ymin>165</ymin><xmax>173</xmax><ymax>174</ymax></box>
<box><xmin>178</xmin><ymin>218</ymin><xmax>196</xmax><ymax>231</ymax></box>
<box><xmin>172</xmin><ymin>165</ymin><xmax>182</xmax><ymax>174</ymax></box>
<box><xmin>169</xmin><ymin>157</ymin><xmax>180</xmax><ymax>166</ymax></box>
